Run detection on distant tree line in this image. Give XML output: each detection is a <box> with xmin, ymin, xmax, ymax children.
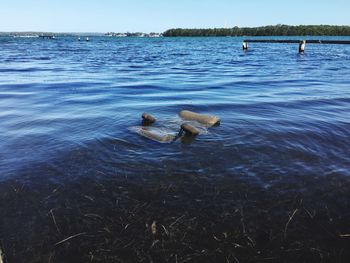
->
<box><xmin>163</xmin><ymin>25</ymin><xmax>350</xmax><ymax>37</ymax></box>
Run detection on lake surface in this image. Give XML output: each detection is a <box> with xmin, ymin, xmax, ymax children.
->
<box><xmin>0</xmin><ymin>36</ymin><xmax>350</xmax><ymax>262</ymax></box>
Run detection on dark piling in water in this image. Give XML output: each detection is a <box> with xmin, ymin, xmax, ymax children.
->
<box><xmin>242</xmin><ymin>41</ymin><xmax>248</xmax><ymax>51</ymax></box>
<box><xmin>299</xmin><ymin>40</ymin><xmax>306</xmax><ymax>54</ymax></box>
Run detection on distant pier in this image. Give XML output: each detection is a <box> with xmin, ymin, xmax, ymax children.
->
<box><xmin>243</xmin><ymin>39</ymin><xmax>350</xmax><ymax>45</ymax></box>
<box><xmin>39</xmin><ymin>35</ymin><xmax>55</xmax><ymax>39</ymax></box>
<box><xmin>242</xmin><ymin>39</ymin><xmax>350</xmax><ymax>53</ymax></box>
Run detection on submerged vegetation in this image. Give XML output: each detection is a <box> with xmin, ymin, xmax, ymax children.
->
<box><xmin>1</xmin><ymin>172</ymin><xmax>349</xmax><ymax>262</ymax></box>
<box><xmin>163</xmin><ymin>25</ymin><xmax>350</xmax><ymax>37</ymax></box>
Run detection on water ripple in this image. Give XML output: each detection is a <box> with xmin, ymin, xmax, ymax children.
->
<box><xmin>0</xmin><ymin>36</ymin><xmax>350</xmax><ymax>185</ymax></box>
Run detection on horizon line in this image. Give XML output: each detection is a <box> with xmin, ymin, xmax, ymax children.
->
<box><xmin>1</xmin><ymin>24</ymin><xmax>350</xmax><ymax>34</ymax></box>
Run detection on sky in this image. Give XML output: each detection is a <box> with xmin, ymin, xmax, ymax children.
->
<box><xmin>0</xmin><ymin>0</ymin><xmax>349</xmax><ymax>33</ymax></box>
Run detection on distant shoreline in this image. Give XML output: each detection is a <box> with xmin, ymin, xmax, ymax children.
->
<box><xmin>1</xmin><ymin>25</ymin><xmax>350</xmax><ymax>38</ymax></box>
<box><xmin>163</xmin><ymin>25</ymin><xmax>350</xmax><ymax>37</ymax></box>
<box><xmin>0</xmin><ymin>32</ymin><xmax>104</xmax><ymax>37</ymax></box>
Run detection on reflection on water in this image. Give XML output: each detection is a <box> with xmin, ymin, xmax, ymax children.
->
<box><xmin>0</xmin><ymin>36</ymin><xmax>350</xmax><ymax>262</ymax></box>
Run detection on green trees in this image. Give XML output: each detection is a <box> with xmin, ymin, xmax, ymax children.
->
<box><xmin>163</xmin><ymin>25</ymin><xmax>350</xmax><ymax>37</ymax></box>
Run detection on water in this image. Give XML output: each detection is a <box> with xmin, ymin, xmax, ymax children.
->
<box><xmin>1</xmin><ymin>36</ymin><xmax>350</xmax><ymax>182</ymax></box>
<box><xmin>0</xmin><ymin>36</ymin><xmax>350</xmax><ymax>262</ymax></box>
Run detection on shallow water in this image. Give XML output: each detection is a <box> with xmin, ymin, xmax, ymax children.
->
<box><xmin>1</xmin><ymin>36</ymin><xmax>350</xmax><ymax>183</ymax></box>
<box><xmin>0</xmin><ymin>36</ymin><xmax>350</xmax><ymax>262</ymax></box>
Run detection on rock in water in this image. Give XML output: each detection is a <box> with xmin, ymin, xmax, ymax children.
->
<box><xmin>181</xmin><ymin>123</ymin><xmax>200</xmax><ymax>136</ymax></box>
<box><xmin>138</xmin><ymin>127</ymin><xmax>175</xmax><ymax>143</ymax></box>
<box><xmin>179</xmin><ymin>110</ymin><xmax>220</xmax><ymax>127</ymax></box>
<box><xmin>142</xmin><ymin>113</ymin><xmax>156</xmax><ymax>125</ymax></box>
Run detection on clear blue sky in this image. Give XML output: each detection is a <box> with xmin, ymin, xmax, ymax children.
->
<box><xmin>0</xmin><ymin>0</ymin><xmax>349</xmax><ymax>32</ymax></box>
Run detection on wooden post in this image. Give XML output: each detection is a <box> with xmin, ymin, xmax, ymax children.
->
<box><xmin>299</xmin><ymin>40</ymin><xmax>306</xmax><ymax>53</ymax></box>
<box><xmin>242</xmin><ymin>41</ymin><xmax>248</xmax><ymax>51</ymax></box>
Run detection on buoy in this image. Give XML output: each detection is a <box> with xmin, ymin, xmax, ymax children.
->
<box><xmin>86</xmin><ymin>37</ymin><xmax>89</xmax><ymax>42</ymax></box>
<box><xmin>78</xmin><ymin>37</ymin><xmax>81</xmax><ymax>41</ymax></box>
<box><xmin>179</xmin><ymin>110</ymin><xmax>220</xmax><ymax>127</ymax></box>
<box><xmin>139</xmin><ymin>128</ymin><xmax>175</xmax><ymax>143</ymax></box>
<box><xmin>181</xmin><ymin>123</ymin><xmax>200</xmax><ymax>136</ymax></box>
<box><xmin>299</xmin><ymin>40</ymin><xmax>306</xmax><ymax>53</ymax></box>
<box><xmin>242</xmin><ymin>41</ymin><xmax>248</xmax><ymax>50</ymax></box>
<box><xmin>142</xmin><ymin>113</ymin><xmax>156</xmax><ymax>125</ymax></box>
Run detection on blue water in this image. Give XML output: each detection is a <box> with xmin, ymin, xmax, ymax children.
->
<box><xmin>1</xmin><ymin>36</ymin><xmax>350</xmax><ymax>184</ymax></box>
<box><xmin>1</xmin><ymin>36</ymin><xmax>350</xmax><ymax>262</ymax></box>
